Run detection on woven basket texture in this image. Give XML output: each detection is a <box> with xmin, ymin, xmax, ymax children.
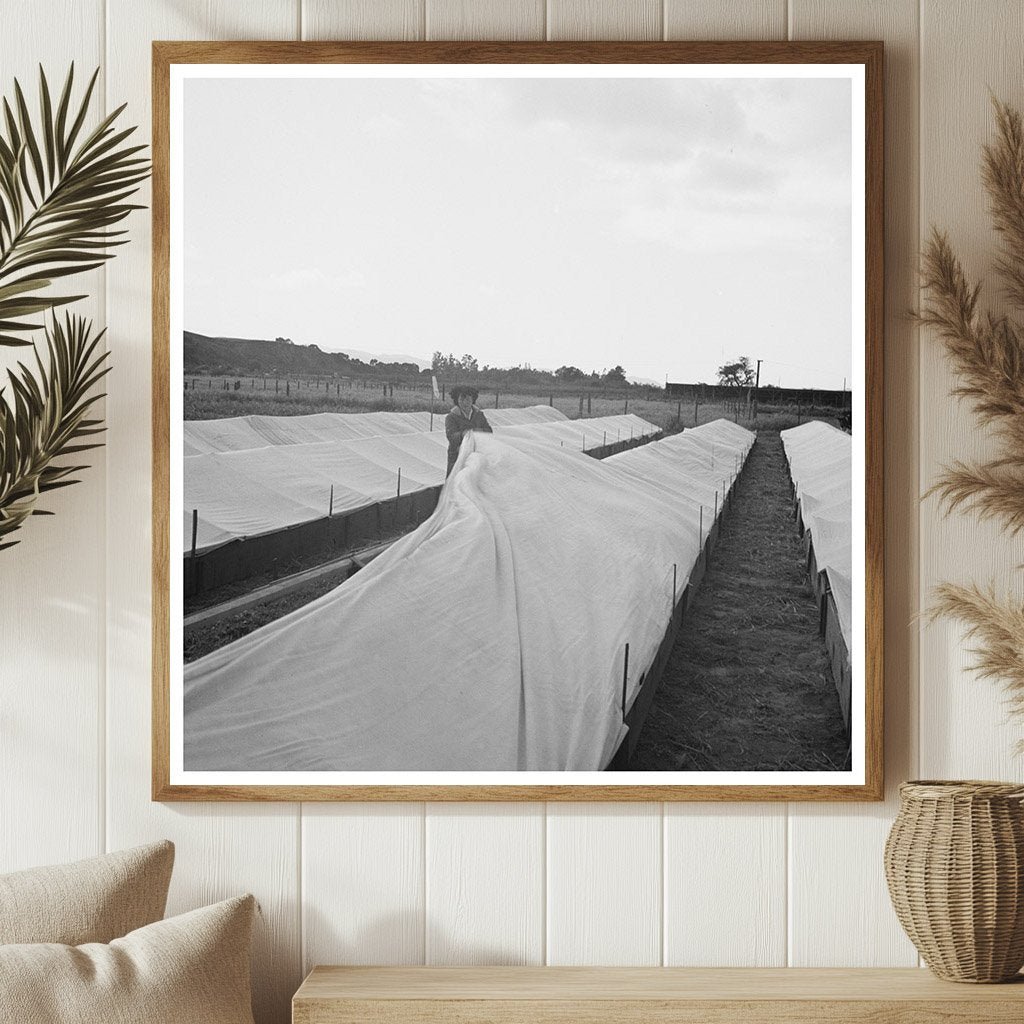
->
<box><xmin>884</xmin><ymin>780</ymin><xmax>1024</xmax><ymax>983</ymax></box>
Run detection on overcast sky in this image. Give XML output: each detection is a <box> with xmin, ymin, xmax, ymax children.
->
<box><xmin>184</xmin><ymin>74</ymin><xmax>853</xmax><ymax>389</ymax></box>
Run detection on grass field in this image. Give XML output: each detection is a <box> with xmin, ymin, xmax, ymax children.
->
<box><xmin>183</xmin><ymin>374</ymin><xmax>837</xmax><ymax>433</ymax></box>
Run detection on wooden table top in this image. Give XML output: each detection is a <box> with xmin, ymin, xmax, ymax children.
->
<box><xmin>295</xmin><ymin>965</ymin><xmax>1024</xmax><ymax>1002</ymax></box>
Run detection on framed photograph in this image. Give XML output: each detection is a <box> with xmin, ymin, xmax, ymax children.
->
<box><xmin>153</xmin><ymin>41</ymin><xmax>883</xmax><ymax>801</ymax></box>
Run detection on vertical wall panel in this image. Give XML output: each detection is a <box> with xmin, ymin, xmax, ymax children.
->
<box><xmin>661</xmin><ymin>3</ymin><xmax>786</xmax><ymax>970</ymax></box>
<box><xmin>425</xmin><ymin>804</ymin><xmax>544</xmax><ymax>964</ymax></box>
<box><xmin>427</xmin><ymin>0</ymin><xmax>544</xmax><ymax>40</ymax></box>
<box><xmin>547</xmin><ymin>804</ymin><xmax>662</xmax><ymax>964</ymax></box>
<box><xmin>918</xmin><ymin>0</ymin><xmax>1024</xmax><ymax>780</ymax></box>
<box><xmin>664</xmin><ymin>804</ymin><xmax>786</xmax><ymax>966</ymax></box>
<box><xmin>548</xmin><ymin>0</ymin><xmax>662</xmax><ymax>41</ymax></box>
<box><xmin>303</xmin><ymin>0</ymin><xmax>425</xmax><ymax>40</ymax></box>
<box><xmin>665</xmin><ymin>0</ymin><xmax>786</xmax><ymax>40</ymax></box>
<box><xmin>0</xmin><ymin>0</ymin><xmax>106</xmax><ymax>875</ymax></box>
<box><xmin>303</xmin><ymin>805</ymin><xmax>425</xmax><ymax>970</ymax></box>
<box><xmin>787</xmin><ymin>0</ymin><xmax>920</xmax><ymax>967</ymax></box>
<box><xmin>104</xmin><ymin>5</ymin><xmax>302</xmax><ymax>1023</ymax></box>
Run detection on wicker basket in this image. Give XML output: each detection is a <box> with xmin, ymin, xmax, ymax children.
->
<box><xmin>885</xmin><ymin>780</ymin><xmax>1024</xmax><ymax>982</ymax></box>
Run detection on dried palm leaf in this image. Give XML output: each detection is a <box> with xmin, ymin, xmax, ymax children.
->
<box><xmin>928</xmin><ymin>460</ymin><xmax>1024</xmax><ymax>535</ymax></box>
<box><xmin>919</xmin><ymin>97</ymin><xmax>1024</xmax><ymax>724</ymax></box>
<box><xmin>931</xmin><ymin>583</ymin><xmax>1024</xmax><ymax>718</ymax></box>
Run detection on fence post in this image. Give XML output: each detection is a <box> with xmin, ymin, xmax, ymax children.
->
<box><xmin>397</xmin><ymin>467</ymin><xmax>402</xmax><ymax>498</ymax></box>
<box><xmin>188</xmin><ymin>508</ymin><xmax>198</xmax><ymax>593</ymax></box>
<box><xmin>329</xmin><ymin>485</ymin><xmax>334</xmax><ymax>517</ymax></box>
<box><xmin>621</xmin><ymin>643</ymin><xmax>630</xmax><ymax>718</ymax></box>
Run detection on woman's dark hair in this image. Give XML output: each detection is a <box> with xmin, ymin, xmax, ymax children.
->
<box><xmin>450</xmin><ymin>385</ymin><xmax>479</xmax><ymax>403</ymax></box>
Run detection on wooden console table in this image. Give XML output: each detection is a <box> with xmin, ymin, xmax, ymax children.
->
<box><xmin>293</xmin><ymin>966</ymin><xmax>1024</xmax><ymax>1022</ymax></box>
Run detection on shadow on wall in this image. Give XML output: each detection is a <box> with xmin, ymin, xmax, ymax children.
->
<box><xmin>301</xmin><ymin>904</ymin><xmax>537</xmax><ymax>972</ymax></box>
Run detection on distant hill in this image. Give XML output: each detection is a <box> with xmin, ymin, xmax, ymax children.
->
<box><xmin>183</xmin><ymin>331</ymin><xmax>423</xmax><ymax>378</ymax></box>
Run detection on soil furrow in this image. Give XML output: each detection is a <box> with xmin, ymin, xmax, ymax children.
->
<box><xmin>629</xmin><ymin>430</ymin><xmax>850</xmax><ymax>772</ymax></box>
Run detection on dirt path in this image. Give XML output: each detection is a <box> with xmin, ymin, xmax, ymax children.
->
<box><xmin>629</xmin><ymin>431</ymin><xmax>849</xmax><ymax>772</ymax></box>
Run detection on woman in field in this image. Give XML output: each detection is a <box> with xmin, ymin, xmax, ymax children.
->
<box><xmin>445</xmin><ymin>385</ymin><xmax>493</xmax><ymax>476</ymax></box>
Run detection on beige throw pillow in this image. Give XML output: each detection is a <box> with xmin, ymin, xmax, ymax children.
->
<box><xmin>0</xmin><ymin>894</ymin><xmax>256</xmax><ymax>1024</ymax></box>
<box><xmin>0</xmin><ymin>840</ymin><xmax>174</xmax><ymax>945</ymax></box>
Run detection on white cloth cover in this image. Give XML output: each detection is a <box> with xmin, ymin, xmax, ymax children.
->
<box><xmin>183</xmin><ymin>420</ymin><xmax>753</xmax><ymax>772</ymax></box>
<box><xmin>780</xmin><ymin>421</ymin><xmax>853</xmax><ymax>648</ymax></box>
<box><xmin>183</xmin><ymin>405</ymin><xmax>569</xmax><ymax>456</ymax></box>
<box><xmin>182</xmin><ymin>411</ymin><xmax>660</xmax><ymax>554</ymax></box>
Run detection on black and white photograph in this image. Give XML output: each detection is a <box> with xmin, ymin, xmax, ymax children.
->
<box><xmin>159</xmin><ymin>45</ymin><xmax>879</xmax><ymax>796</ymax></box>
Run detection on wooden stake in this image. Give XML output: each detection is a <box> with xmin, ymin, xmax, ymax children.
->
<box><xmin>329</xmin><ymin>485</ymin><xmax>334</xmax><ymax>517</ymax></box>
<box><xmin>397</xmin><ymin>467</ymin><xmax>402</xmax><ymax>498</ymax></box>
<box><xmin>700</xmin><ymin>505</ymin><xmax>703</xmax><ymax>539</ymax></box>
<box><xmin>672</xmin><ymin>563</ymin><xmax>677</xmax><ymax>610</ymax></box>
<box><xmin>622</xmin><ymin>643</ymin><xmax>630</xmax><ymax>718</ymax></box>
<box><xmin>715</xmin><ymin>490</ymin><xmax>718</xmax><ymax>518</ymax></box>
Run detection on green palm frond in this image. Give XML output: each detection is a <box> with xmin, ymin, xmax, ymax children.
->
<box><xmin>0</xmin><ymin>312</ymin><xmax>110</xmax><ymax>549</ymax></box>
<box><xmin>0</xmin><ymin>64</ymin><xmax>149</xmax><ymax>346</ymax></box>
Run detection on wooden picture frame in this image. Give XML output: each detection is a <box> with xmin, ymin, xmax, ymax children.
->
<box><xmin>153</xmin><ymin>41</ymin><xmax>883</xmax><ymax>801</ymax></box>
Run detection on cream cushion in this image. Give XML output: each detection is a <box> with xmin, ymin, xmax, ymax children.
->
<box><xmin>0</xmin><ymin>894</ymin><xmax>256</xmax><ymax>1024</ymax></box>
<box><xmin>0</xmin><ymin>840</ymin><xmax>174</xmax><ymax>945</ymax></box>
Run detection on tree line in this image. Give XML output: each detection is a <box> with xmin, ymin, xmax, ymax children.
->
<box><xmin>431</xmin><ymin>351</ymin><xmax>630</xmax><ymax>388</ymax></box>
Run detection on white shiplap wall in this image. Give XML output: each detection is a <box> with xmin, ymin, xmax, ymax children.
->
<box><xmin>2</xmin><ymin>2</ymin><xmax>1022</xmax><ymax>1021</ymax></box>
